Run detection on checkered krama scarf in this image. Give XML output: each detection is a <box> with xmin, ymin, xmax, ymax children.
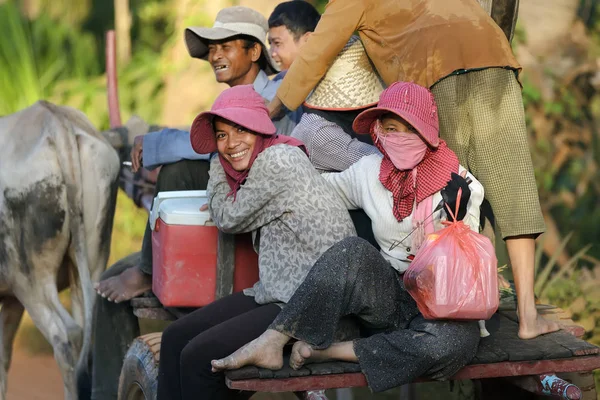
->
<box><xmin>371</xmin><ymin>121</ymin><xmax>459</xmax><ymax>222</ymax></box>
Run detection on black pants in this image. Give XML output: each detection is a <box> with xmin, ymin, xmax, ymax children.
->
<box><xmin>91</xmin><ymin>160</ymin><xmax>210</xmax><ymax>400</ymax></box>
<box><xmin>272</xmin><ymin>237</ymin><xmax>480</xmax><ymax>393</ymax></box>
<box><xmin>156</xmin><ymin>292</ymin><xmax>280</xmax><ymax>400</ymax></box>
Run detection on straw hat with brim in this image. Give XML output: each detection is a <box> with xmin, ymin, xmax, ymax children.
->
<box><xmin>303</xmin><ymin>36</ymin><xmax>385</xmax><ymax>111</ymax></box>
<box><xmin>190</xmin><ymin>85</ymin><xmax>276</xmax><ymax>154</ymax></box>
<box><xmin>352</xmin><ymin>81</ymin><xmax>440</xmax><ymax>148</ymax></box>
<box><xmin>185</xmin><ymin>6</ymin><xmax>279</xmax><ymax>75</ymax></box>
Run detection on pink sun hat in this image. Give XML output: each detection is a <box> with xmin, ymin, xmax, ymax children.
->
<box><xmin>190</xmin><ymin>85</ymin><xmax>276</xmax><ymax>154</ymax></box>
<box><xmin>352</xmin><ymin>81</ymin><xmax>440</xmax><ymax>148</ymax></box>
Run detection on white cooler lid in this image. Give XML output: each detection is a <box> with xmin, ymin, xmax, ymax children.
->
<box><xmin>149</xmin><ymin>190</ymin><xmax>212</xmax><ymax>229</ymax></box>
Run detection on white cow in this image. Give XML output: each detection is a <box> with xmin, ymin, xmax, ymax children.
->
<box><xmin>0</xmin><ymin>101</ymin><xmax>120</xmax><ymax>399</ymax></box>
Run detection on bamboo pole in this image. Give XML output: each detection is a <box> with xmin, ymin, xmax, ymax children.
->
<box><xmin>106</xmin><ymin>30</ymin><xmax>122</xmax><ymax>129</ymax></box>
<box><xmin>114</xmin><ymin>0</ymin><xmax>132</xmax><ymax>65</ymax></box>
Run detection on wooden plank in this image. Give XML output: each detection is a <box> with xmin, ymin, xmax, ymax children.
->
<box><xmin>452</xmin><ymin>356</ymin><xmax>600</xmax><ymax>380</ymax></box>
<box><xmin>131</xmin><ymin>296</ymin><xmax>162</xmax><ymax>309</ymax></box>
<box><xmin>550</xmin><ymin>333</ymin><xmax>600</xmax><ymax>357</ymax></box>
<box><xmin>226</xmin><ymin>366</ymin><xmax>260</xmax><ymax>380</ymax></box>
<box><xmin>485</xmin><ymin>314</ymin><xmax>548</xmax><ymax>362</ymax></box>
<box><xmin>288</xmin><ymin>368</ymin><xmax>312</xmax><ymax>378</ymax></box>
<box><xmin>258</xmin><ymin>368</ymin><xmax>274</xmax><ymax>379</ymax></box>
<box><xmin>132</xmin><ymin>307</ymin><xmax>175</xmax><ymax>321</ymax></box>
<box><xmin>216</xmin><ymin>231</ymin><xmax>236</xmax><ymax>300</ymax></box>
<box><xmin>227</xmin><ymin>372</ymin><xmax>367</xmax><ymax>392</ymax></box>
<box><xmin>471</xmin><ymin>313</ymin><xmax>510</xmax><ymax>364</ymax></box>
<box><xmin>306</xmin><ymin>362</ymin><xmax>347</xmax><ymax>376</ymax></box>
<box><xmin>226</xmin><ymin>356</ymin><xmax>600</xmax><ymax>393</ymax></box>
<box><xmin>477</xmin><ymin>314</ymin><xmax>592</xmax><ymax>362</ymax></box>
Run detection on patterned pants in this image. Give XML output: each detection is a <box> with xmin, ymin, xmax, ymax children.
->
<box><xmin>270</xmin><ymin>237</ymin><xmax>480</xmax><ymax>393</ymax></box>
<box><xmin>431</xmin><ymin>67</ymin><xmax>545</xmax><ymax>239</ymax></box>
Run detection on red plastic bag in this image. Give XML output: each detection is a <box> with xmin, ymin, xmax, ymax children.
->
<box><xmin>403</xmin><ymin>191</ymin><xmax>498</xmax><ymax>320</ymax></box>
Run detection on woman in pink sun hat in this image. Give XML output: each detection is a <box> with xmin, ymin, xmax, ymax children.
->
<box><xmin>212</xmin><ymin>82</ymin><xmax>486</xmax><ymax>393</ymax></box>
<box><xmin>155</xmin><ymin>85</ymin><xmax>356</xmax><ymax>400</ymax></box>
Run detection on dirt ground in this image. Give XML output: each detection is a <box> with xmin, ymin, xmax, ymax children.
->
<box><xmin>7</xmin><ymin>347</ymin><xmax>63</xmax><ymax>400</ymax></box>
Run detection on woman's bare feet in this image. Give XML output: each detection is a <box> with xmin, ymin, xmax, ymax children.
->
<box><xmin>290</xmin><ymin>341</ymin><xmax>328</xmax><ymax>370</ymax></box>
<box><xmin>94</xmin><ymin>265</ymin><xmax>152</xmax><ymax>303</ymax></box>
<box><xmin>518</xmin><ymin>311</ymin><xmax>561</xmax><ymax>340</ymax></box>
<box><xmin>211</xmin><ymin>329</ymin><xmax>290</xmax><ymax>372</ymax></box>
<box><xmin>290</xmin><ymin>341</ymin><xmax>358</xmax><ymax>369</ymax></box>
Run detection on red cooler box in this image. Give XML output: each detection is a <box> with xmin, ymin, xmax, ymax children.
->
<box><xmin>150</xmin><ymin>190</ymin><xmax>259</xmax><ymax>307</ymax></box>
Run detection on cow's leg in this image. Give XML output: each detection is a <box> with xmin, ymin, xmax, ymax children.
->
<box><xmin>16</xmin><ymin>286</ymin><xmax>81</xmax><ymax>400</ymax></box>
<box><xmin>74</xmin><ymin>137</ymin><xmax>119</xmax><ymax>398</ymax></box>
<box><xmin>0</xmin><ymin>297</ymin><xmax>24</xmax><ymax>400</ymax></box>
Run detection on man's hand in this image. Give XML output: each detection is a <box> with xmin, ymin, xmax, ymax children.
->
<box><xmin>130</xmin><ymin>135</ymin><xmax>144</xmax><ymax>173</ymax></box>
<box><xmin>267</xmin><ymin>96</ymin><xmax>284</xmax><ymax>119</ymax></box>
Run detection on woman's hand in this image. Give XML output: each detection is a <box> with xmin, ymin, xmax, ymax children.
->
<box><xmin>441</xmin><ymin>171</ymin><xmax>471</xmax><ymax>221</ymax></box>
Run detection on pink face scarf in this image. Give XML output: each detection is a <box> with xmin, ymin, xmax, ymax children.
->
<box><xmin>370</xmin><ymin>120</ymin><xmax>459</xmax><ymax>223</ymax></box>
<box><xmin>375</xmin><ymin>128</ymin><xmax>428</xmax><ymax>170</ymax></box>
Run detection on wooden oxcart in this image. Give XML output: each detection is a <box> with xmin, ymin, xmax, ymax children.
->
<box><xmin>104</xmin><ymin>1</ymin><xmax>600</xmax><ymax>398</ymax></box>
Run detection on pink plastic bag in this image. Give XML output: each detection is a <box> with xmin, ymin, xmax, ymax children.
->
<box><xmin>403</xmin><ymin>192</ymin><xmax>499</xmax><ymax>320</ymax></box>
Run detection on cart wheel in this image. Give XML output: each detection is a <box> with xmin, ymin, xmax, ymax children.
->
<box><xmin>118</xmin><ymin>332</ymin><xmax>162</xmax><ymax>400</ymax></box>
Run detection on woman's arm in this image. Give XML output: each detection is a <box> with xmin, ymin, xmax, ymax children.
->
<box><xmin>321</xmin><ymin>156</ymin><xmax>373</xmax><ymax>210</ymax></box>
<box><xmin>207</xmin><ymin>146</ymin><xmax>303</xmax><ymax>234</ymax></box>
<box><xmin>275</xmin><ymin>0</ymin><xmax>366</xmax><ymax>111</ymax></box>
<box><xmin>292</xmin><ymin>115</ymin><xmax>380</xmax><ymax>172</ymax></box>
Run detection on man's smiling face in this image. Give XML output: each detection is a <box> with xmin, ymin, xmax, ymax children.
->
<box><xmin>208</xmin><ymin>38</ymin><xmax>260</xmax><ymax>87</ymax></box>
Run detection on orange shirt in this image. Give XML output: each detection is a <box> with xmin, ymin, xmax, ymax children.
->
<box><xmin>277</xmin><ymin>0</ymin><xmax>520</xmax><ymax>110</ymax></box>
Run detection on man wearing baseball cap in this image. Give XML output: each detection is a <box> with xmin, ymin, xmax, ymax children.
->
<box><xmin>90</xmin><ymin>6</ymin><xmax>302</xmax><ymax>400</ymax></box>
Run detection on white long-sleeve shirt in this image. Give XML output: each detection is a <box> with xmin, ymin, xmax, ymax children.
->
<box><xmin>322</xmin><ymin>154</ymin><xmax>484</xmax><ymax>273</ymax></box>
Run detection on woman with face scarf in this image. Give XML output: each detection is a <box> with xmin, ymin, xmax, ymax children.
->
<box><xmin>211</xmin><ymin>82</ymin><xmax>486</xmax><ymax>393</ymax></box>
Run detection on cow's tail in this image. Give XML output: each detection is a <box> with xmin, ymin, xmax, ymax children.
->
<box><xmin>46</xmin><ymin>102</ymin><xmax>99</xmax><ymax>377</ymax></box>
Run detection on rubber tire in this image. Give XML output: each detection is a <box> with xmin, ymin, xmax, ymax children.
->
<box><xmin>118</xmin><ymin>332</ymin><xmax>162</xmax><ymax>400</ymax></box>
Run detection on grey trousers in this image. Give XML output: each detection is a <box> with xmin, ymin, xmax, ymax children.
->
<box><xmin>271</xmin><ymin>237</ymin><xmax>480</xmax><ymax>393</ymax></box>
<box><xmin>91</xmin><ymin>159</ymin><xmax>211</xmax><ymax>400</ymax></box>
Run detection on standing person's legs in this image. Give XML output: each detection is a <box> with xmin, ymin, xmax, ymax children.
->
<box><xmin>433</xmin><ymin>68</ymin><xmax>559</xmax><ymax>339</ymax></box>
<box><xmin>95</xmin><ymin>159</ymin><xmax>211</xmax><ymax>302</ymax></box>
<box><xmin>157</xmin><ymin>292</ymin><xmax>279</xmax><ymax>400</ymax></box>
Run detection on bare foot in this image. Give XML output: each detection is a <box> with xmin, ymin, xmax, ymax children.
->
<box><xmin>518</xmin><ymin>311</ymin><xmax>561</xmax><ymax>339</ymax></box>
<box><xmin>290</xmin><ymin>341</ymin><xmax>327</xmax><ymax>370</ymax></box>
<box><xmin>211</xmin><ymin>329</ymin><xmax>290</xmax><ymax>372</ymax></box>
<box><xmin>93</xmin><ymin>266</ymin><xmax>152</xmax><ymax>303</ymax></box>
